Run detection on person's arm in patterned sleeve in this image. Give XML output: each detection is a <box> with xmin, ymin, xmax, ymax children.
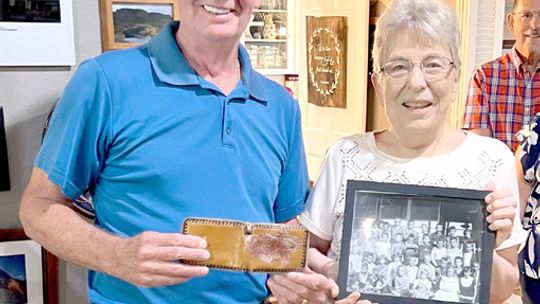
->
<box><xmin>515</xmin><ymin>114</ymin><xmax>540</xmax><ymax>219</ymax></box>
<box><xmin>515</xmin><ymin>147</ymin><xmax>532</xmax><ymax>219</ymax></box>
<box><xmin>462</xmin><ymin>68</ymin><xmax>492</xmax><ymax>137</ymax></box>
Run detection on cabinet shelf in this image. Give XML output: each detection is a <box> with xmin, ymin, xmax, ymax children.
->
<box><xmin>243</xmin><ymin>0</ymin><xmax>295</xmax><ymax>74</ymax></box>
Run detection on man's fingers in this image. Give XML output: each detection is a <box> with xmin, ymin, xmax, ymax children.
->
<box><xmin>144</xmin><ymin>232</ymin><xmax>207</xmax><ymax>248</ymax></box>
<box><xmin>156</xmin><ymin>246</ymin><xmax>210</xmax><ymax>261</ymax></box>
<box><xmin>143</xmin><ymin>261</ymin><xmax>209</xmax><ymax>277</ymax></box>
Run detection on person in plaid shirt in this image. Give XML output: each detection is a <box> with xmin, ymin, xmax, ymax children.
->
<box><xmin>462</xmin><ymin>0</ymin><xmax>540</xmax><ymax>153</ymax></box>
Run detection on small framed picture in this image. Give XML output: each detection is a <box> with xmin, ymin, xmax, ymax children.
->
<box><xmin>99</xmin><ymin>0</ymin><xmax>180</xmax><ymax>51</ymax></box>
<box><xmin>0</xmin><ymin>229</ymin><xmax>58</xmax><ymax>304</ymax></box>
<box><xmin>337</xmin><ymin>180</ymin><xmax>494</xmax><ymax>304</ymax></box>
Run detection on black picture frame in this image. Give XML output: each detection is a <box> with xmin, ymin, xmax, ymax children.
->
<box><xmin>337</xmin><ymin>180</ymin><xmax>494</xmax><ymax>304</ymax></box>
<box><xmin>0</xmin><ymin>106</ymin><xmax>10</xmax><ymax>191</ymax></box>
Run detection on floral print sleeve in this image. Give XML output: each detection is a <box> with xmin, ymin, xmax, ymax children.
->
<box><xmin>516</xmin><ymin>113</ymin><xmax>540</xmax><ymax>279</ymax></box>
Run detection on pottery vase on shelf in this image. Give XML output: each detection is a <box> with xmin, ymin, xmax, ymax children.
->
<box><xmin>261</xmin><ymin>13</ymin><xmax>277</xmax><ymax>40</ymax></box>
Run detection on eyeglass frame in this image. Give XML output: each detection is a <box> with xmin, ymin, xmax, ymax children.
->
<box><xmin>511</xmin><ymin>10</ymin><xmax>540</xmax><ymax>22</ymax></box>
<box><xmin>373</xmin><ymin>56</ymin><xmax>456</xmax><ymax>82</ymax></box>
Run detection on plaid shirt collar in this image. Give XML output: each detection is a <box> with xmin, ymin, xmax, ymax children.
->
<box><xmin>509</xmin><ymin>46</ymin><xmax>527</xmax><ymax>73</ymax></box>
<box><xmin>510</xmin><ymin>46</ymin><xmax>540</xmax><ymax>73</ymax></box>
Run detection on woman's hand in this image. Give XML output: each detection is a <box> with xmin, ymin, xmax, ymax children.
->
<box><xmin>267</xmin><ymin>268</ymin><xmax>338</xmax><ymax>304</ymax></box>
<box><xmin>335</xmin><ymin>291</ymin><xmax>374</xmax><ymax>304</ymax></box>
<box><xmin>484</xmin><ymin>182</ymin><xmax>516</xmax><ymax>246</ymax></box>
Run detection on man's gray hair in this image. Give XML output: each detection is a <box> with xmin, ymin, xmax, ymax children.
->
<box><xmin>372</xmin><ymin>0</ymin><xmax>461</xmax><ymax>72</ymax></box>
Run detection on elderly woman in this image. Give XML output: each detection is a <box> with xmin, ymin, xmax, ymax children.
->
<box><xmin>267</xmin><ymin>0</ymin><xmax>527</xmax><ymax>303</ymax></box>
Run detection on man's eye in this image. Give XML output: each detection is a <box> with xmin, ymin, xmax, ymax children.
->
<box><xmin>523</xmin><ymin>12</ymin><xmax>533</xmax><ymax>18</ymax></box>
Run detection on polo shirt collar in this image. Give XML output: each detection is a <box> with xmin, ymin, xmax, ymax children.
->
<box><xmin>148</xmin><ymin>21</ymin><xmax>269</xmax><ymax>102</ymax></box>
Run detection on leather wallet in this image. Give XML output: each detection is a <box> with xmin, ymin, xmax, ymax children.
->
<box><xmin>182</xmin><ymin>217</ymin><xmax>309</xmax><ymax>272</ymax></box>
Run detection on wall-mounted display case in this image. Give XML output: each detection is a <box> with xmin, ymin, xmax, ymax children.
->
<box><xmin>244</xmin><ymin>0</ymin><xmax>296</xmax><ymax>74</ymax></box>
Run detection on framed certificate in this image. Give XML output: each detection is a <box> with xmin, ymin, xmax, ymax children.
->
<box><xmin>337</xmin><ymin>180</ymin><xmax>494</xmax><ymax>304</ymax></box>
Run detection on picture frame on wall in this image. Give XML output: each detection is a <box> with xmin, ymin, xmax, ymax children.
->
<box><xmin>0</xmin><ymin>107</ymin><xmax>9</xmax><ymax>191</ymax></box>
<box><xmin>99</xmin><ymin>0</ymin><xmax>180</xmax><ymax>51</ymax></box>
<box><xmin>0</xmin><ymin>0</ymin><xmax>75</xmax><ymax>66</ymax></box>
<box><xmin>0</xmin><ymin>229</ymin><xmax>58</xmax><ymax>304</ymax></box>
<box><xmin>337</xmin><ymin>180</ymin><xmax>494</xmax><ymax>304</ymax></box>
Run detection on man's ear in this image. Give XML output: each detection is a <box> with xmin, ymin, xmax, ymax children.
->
<box><xmin>507</xmin><ymin>12</ymin><xmax>516</xmax><ymax>33</ymax></box>
<box><xmin>371</xmin><ymin>73</ymin><xmax>384</xmax><ymax>108</ymax></box>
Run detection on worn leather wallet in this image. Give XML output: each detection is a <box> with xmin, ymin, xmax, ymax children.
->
<box><xmin>182</xmin><ymin>217</ymin><xmax>309</xmax><ymax>272</ymax></box>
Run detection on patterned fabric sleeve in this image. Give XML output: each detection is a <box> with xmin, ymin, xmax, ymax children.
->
<box><xmin>462</xmin><ymin>68</ymin><xmax>490</xmax><ymax>129</ymax></box>
<box><xmin>516</xmin><ymin>114</ymin><xmax>540</xmax><ymax>183</ymax></box>
<box><xmin>516</xmin><ymin>113</ymin><xmax>540</xmax><ymax>279</ymax></box>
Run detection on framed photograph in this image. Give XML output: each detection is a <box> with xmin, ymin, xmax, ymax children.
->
<box><xmin>0</xmin><ymin>107</ymin><xmax>10</xmax><ymax>191</ymax></box>
<box><xmin>338</xmin><ymin>181</ymin><xmax>494</xmax><ymax>304</ymax></box>
<box><xmin>0</xmin><ymin>229</ymin><xmax>58</xmax><ymax>304</ymax></box>
<box><xmin>99</xmin><ymin>0</ymin><xmax>180</xmax><ymax>51</ymax></box>
<box><xmin>0</xmin><ymin>0</ymin><xmax>75</xmax><ymax>66</ymax></box>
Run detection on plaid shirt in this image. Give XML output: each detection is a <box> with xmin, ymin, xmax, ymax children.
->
<box><xmin>462</xmin><ymin>47</ymin><xmax>540</xmax><ymax>152</ymax></box>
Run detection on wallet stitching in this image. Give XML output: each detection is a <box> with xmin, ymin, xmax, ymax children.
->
<box><xmin>182</xmin><ymin>217</ymin><xmax>309</xmax><ymax>272</ymax></box>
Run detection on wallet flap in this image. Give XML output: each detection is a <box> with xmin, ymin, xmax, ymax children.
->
<box><xmin>182</xmin><ymin>218</ymin><xmax>308</xmax><ymax>272</ymax></box>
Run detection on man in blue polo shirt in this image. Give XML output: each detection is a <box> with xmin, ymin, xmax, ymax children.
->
<box><xmin>19</xmin><ymin>1</ymin><xmax>315</xmax><ymax>303</ymax></box>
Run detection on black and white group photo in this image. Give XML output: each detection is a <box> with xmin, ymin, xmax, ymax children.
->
<box><xmin>345</xmin><ymin>193</ymin><xmax>486</xmax><ymax>303</ymax></box>
<box><xmin>1</xmin><ymin>0</ymin><xmax>61</xmax><ymax>23</ymax></box>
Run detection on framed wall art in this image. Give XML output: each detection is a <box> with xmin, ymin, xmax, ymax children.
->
<box><xmin>0</xmin><ymin>229</ymin><xmax>58</xmax><ymax>304</ymax></box>
<box><xmin>99</xmin><ymin>0</ymin><xmax>180</xmax><ymax>51</ymax></box>
<box><xmin>306</xmin><ymin>16</ymin><xmax>348</xmax><ymax>109</ymax></box>
<box><xmin>337</xmin><ymin>180</ymin><xmax>494</xmax><ymax>304</ymax></box>
<box><xmin>0</xmin><ymin>107</ymin><xmax>9</xmax><ymax>191</ymax></box>
<box><xmin>0</xmin><ymin>0</ymin><xmax>75</xmax><ymax>66</ymax></box>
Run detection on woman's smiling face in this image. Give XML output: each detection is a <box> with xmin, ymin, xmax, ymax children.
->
<box><xmin>372</xmin><ymin>31</ymin><xmax>459</xmax><ymax>136</ymax></box>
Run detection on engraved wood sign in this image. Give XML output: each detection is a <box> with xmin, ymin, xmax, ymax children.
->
<box><xmin>306</xmin><ymin>16</ymin><xmax>348</xmax><ymax>108</ymax></box>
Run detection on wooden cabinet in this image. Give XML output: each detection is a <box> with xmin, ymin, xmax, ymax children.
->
<box><xmin>243</xmin><ymin>0</ymin><xmax>296</xmax><ymax>74</ymax></box>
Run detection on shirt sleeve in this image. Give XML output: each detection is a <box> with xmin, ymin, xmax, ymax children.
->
<box><xmin>274</xmin><ymin>102</ymin><xmax>310</xmax><ymax>222</ymax></box>
<box><xmin>299</xmin><ymin>142</ymin><xmax>344</xmax><ymax>240</ymax></box>
<box><xmin>462</xmin><ymin>68</ymin><xmax>490</xmax><ymax>130</ymax></box>
<box><xmin>516</xmin><ymin>114</ymin><xmax>540</xmax><ymax>183</ymax></box>
<box><xmin>492</xmin><ymin>145</ymin><xmax>528</xmax><ymax>251</ymax></box>
<box><xmin>35</xmin><ymin>59</ymin><xmax>113</xmax><ymax>199</ymax></box>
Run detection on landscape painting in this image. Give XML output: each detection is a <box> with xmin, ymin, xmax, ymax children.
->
<box><xmin>0</xmin><ymin>254</ymin><xmax>28</xmax><ymax>304</ymax></box>
<box><xmin>100</xmin><ymin>0</ymin><xmax>180</xmax><ymax>50</ymax></box>
<box><xmin>112</xmin><ymin>3</ymin><xmax>172</xmax><ymax>43</ymax></box>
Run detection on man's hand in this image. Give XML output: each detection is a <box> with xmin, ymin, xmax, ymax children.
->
<box><xmin>111</xmin><ymin>231</ymin><xmax>210</xmax><ymax>287</ymax></box>
<box><xmin>267</xmin><ymin>268</ymin><xmax>338</xmax><ymax>304</ymax></box>
<box><xmin>484</xmin><ymin>182</ymin><xmax>516</xmax><ymax>246</ymax></box>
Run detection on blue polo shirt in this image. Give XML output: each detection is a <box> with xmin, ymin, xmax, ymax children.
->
<box><xmin>36</xmin><ymin>22</ymin><xmax>309</xmax><ymax>304</ymax></box>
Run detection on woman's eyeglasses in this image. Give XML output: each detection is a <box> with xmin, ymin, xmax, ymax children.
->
<box><xmin>376</xmin><ymin>56</ymin><xmax>455</xmax><ymax>82</ymax></box>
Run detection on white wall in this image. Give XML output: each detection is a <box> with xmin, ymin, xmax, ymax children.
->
<box><xmin>0</xmin><ymin>1</ymin><xmax>102</xmax><ymax>303</ymax></box>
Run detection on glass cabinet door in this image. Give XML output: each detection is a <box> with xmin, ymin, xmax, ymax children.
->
<box><xmin>244</xmin><ymin>0</ymin><xmax>293</xmax><ymax>74</ymax></box>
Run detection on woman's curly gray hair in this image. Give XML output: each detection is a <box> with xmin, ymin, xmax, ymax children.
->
<box><xmin>372</xmin><ymin>0</ymin><xmax>461</xmax><ymax>72</ymax></box>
